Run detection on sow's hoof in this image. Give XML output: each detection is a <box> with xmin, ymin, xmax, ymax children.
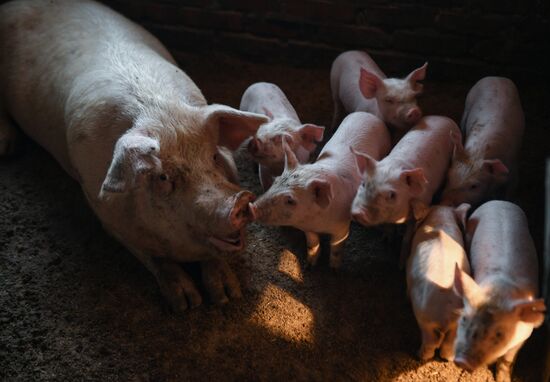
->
<box><xmin>201</xmin><ymin>259</ymin><xmax>242</xmax><ymax>305</ymax></box>
<box><xmin>156</xmin><ymin>263</ymin><xmax>203</xmax><ymax>313</ymax></box>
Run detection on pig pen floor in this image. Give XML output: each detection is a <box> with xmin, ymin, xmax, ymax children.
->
<box><xmin>1</xmin><ymin>53</ymin><xmax>549</xmax><ymax>382</ymax></box>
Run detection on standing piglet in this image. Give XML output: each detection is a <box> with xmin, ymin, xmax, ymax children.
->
<box><xmin>351</xmin><ymin>116</ymin><xmax>460</xmax><ymax>227</ymax></box>
<box><xmin>240</xmin><ymin>82</ymin><xmax>325</xmax><ymax>190</ymax></box>
<box><xmin>249</xmin><ymin>112</ymin><xmax>391</xmax><ymax>268</ymax></box>
<box><xmin>407</xmin><ymin>204</ymin><xmax>471</xmax><ymax>361</ymax></box>
<box><xmin>330</xmin><ymin>50</ymin><xmax>427</xmax><ymax>142</ymax></box>
<box><xmin>453</xmin><ymin>200</ymin><xmax>546</xmax><ymax>382</ymax></box>
<box><xmin>441</xmin><ymin>77</ymin><xmax>524</xmax><ymax>208</ymax></box>
<box><xmin>0</xmin><ymin>0</ymin><xmax>269</xmax><ymax>311</ymax></box>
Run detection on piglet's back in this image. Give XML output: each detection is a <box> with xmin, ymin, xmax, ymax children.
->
<box><xmin>466</xmin><ymin>200</ymin><xmax>538</xmax><ymax>293</ymax></box>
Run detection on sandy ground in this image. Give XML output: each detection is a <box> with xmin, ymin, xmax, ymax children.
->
<box><xmin>1</xmin><ymin>53</ymin><xmax>548</xmax><ymax>382</ymax></box>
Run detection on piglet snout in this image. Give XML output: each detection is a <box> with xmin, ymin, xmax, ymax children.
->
<box><xmin>454</xmin><ymin>357</ymin><xmax>474</xmax><ymax>372</ymax></box>
<box><xmin>406</xmin><ymin>108</ymin><xmax>422</xmax><ymax>123</ymax></box>
<box><xmin>248</xmin><ymin>202</ymin><xmax>259</xmax><ymax>221</ymax></box>
<box><xmin>248</xmin><ymin>137</ymin><xmax>262</xmax><ymax>156</ymax></box>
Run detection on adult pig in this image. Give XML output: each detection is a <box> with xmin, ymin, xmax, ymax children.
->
<box><xmin>330</xmin><ymin>50</ymin><xmax>427</xmax><ymax>141</ymax></box>
<box><xmin>407</xmin><ymin>204</ymin><xmax>471</xmax><ymax>361</ymax></box>
<box><xmin>240</xmin><ymin>82</ymin><xmax>324</xmax><ymax>190</ymax></box>
<box><xmin>453</xmin><ymin>201</ymin><xmax>545</xmax><ymax>382</ymax></box>
<box><xmin>249</xmin><ymin>112</ymin><xmax>391</xmax><ymax>268</ymax></box>
<box><xmin>351</xmin><ymin>116</ymin><xmax>460</xmax><ymax>226</ymax></box>
<box><xmin>441</xmin><ymin>77</ymin><xmax>524</xmax><ymax>208</ymax></box>
<box><xmin>0</xmin><ymin>0</ymin><xmax>268</xmax><ymax>311</ymax></box>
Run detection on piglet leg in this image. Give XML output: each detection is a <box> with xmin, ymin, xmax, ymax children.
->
<box><xmin>495</xmin><ymin>343</ymin><xmax>522</xmax><ymax>382</ymax></box>
<box><xmin>329</xmin><ymin>229</ymin><xmax>350</xmax><ymax>269</ymax></box>
<box><xmin>418</xmin><ymin>325</ymin><xmax>441</xmax><ymax>361</ymax></box>
<box><xmin>439</xmin><ymin>327</ymin><xmax>457</xmax><ymax>361</ymax></box>
<box><xmin>201</xmin><ymin>258</ymin><xmax>242</xmax><ymax>305</ymax></box>
<box><xmin>305</xmin><ymin>231</ymin><xmax>321</xmax><ymax>267</ymax></box>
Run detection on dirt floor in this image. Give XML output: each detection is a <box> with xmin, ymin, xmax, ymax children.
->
<box><xmin>1</xmin><ymin>53</ymin><xmax>549</xmax><ymax>382</ymax></box>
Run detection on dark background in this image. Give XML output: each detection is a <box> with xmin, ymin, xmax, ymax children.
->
<box><xmin>103</xmin><ymin>0</ymin><xmax>550</xmax><ymax>82</ymax></box>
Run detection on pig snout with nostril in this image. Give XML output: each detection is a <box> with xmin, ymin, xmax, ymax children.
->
<box><xmin>454</xmin><ymin>356</ymin><xmax>475</xmax><ymax>372</ymax></box>
<box><xmin>229</xmin><ymin>191</ymin><xmax>256</xmax><ymax>229</ymax></box>
<box><xmin>247</xmin><ymin>137</ymin><xmax>262</xmax><ymax>157</ymax></box>
<box><xmin>406</xmin><ymin>108</ymin><xmax>422</xmax><ymax>124</ymax></box>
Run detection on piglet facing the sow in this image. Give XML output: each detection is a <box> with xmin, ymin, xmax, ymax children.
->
<box><xmin>330</xmin><ymin>50</ymin><xmax>427</xmax><ymax>140</ymax></box>
<box><xmin>442</xmin><ymin>77</ymin><xmax>524</xmax><ymax>208</ymax></box>
<box><xmin>407</xmin><ymin>204</ymin><xmax>471</xmax><ymax>361</ymax></box>
<box><xmin>453</xmin><ymin>201</ymin><xmax>546</xmax><ymax>382</ymax></box>
<box><xmin>249</xmin><ymin>112</ymin><xmax>391</xmax><ymax>268</ymax></box>
<box><xmin>0</xmin><ymin>0</ymin><xmax>268</xmax><ymax>311</ymax></box>
<box><xmin>240</xmin><ymin>82</ymin><xmax>325</xmax><ymax>190</ymax></box>
<box><xmin>351</xmin><ymin>116</ymin><xmax>460</xmax><ymax>227</ymax></box>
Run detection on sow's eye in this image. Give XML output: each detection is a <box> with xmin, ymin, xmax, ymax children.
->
<box><xmin>469</xmin><ymin>183</ymin><xmax>479</xmax><ymax>190</ymax></box>
<box><xmin>155</xmin><ymin>173</ymin><xmax>175</xmax><ymax>195</ymax></box>
<box><xmin>285</xmin><ymin>195</ymin><xmax>296</xmax><ymax>206</ymax></box>
<box><xmin>384</xmin><ymin>98</ymin><xmax>395</xmax><ymax>104</ymax></box>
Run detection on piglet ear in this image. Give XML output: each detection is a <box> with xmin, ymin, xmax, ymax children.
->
<box><xmin>299</xmin><ymin>124</ymin><xmax>325</xmax><ymax>151</ymax></box>
<box><xmin>205</xmin><ymin>104</ymin><xmax>269</xmax><ymax>150</ymax></box>
<box><xmin>511</xmin><ymin>298</ymin><xmax>546</xmax><ymax>328</ymax></box>
<box><xmin>262</xmin><ymin>107</ymin><xmax>275</xmax><ymax>120</ymax></box>
<box><xmin>308</xmin><ymin>179</ymin><xmax>333</xmax><ymax>209</ymax></box>
<box><xmin>454</xmin><ymin>203</ymin><xmax>471</xmax><ymax>231</ymax></box>
<box><xmin>406</xmin><ymin>62</ymin><xmax>428</xmax><ymax>92</ymax></box>
<box><xmin>350</xmin><ymin>146</ymin><xmax>377</xmax><ymax>177</ymax></box>
<box><xmin>359</xmin><ymin>68</ymin><xmax>383</xmax><ymax>99</ymax></box>
<box><xmin>482</xmin><ymin>159</ymin><xmax>509</xmax><ymax>179</ymax></box>
<box><xmin>410</xmin><ymin>199</ymin><xmax>430</xmax><ymax>221</ymax></box>
<box><xmin>453</xmin><ymin>264</ymin><xmax>481</xmax><ymax>304</ymax></box>
<box><xmin>401</xmin><ymin>168</ymin><xmax>428</xmax><ymax>196</ymax></box>
<box><xmin>99</xmin><ymin>132</ymin><xmax>161</xmax><ymax>198</ymax></box>
<box><xmin>282</xmin><ymin>136</ymin><xmax>299</xmax><ymax>172</ymax></box>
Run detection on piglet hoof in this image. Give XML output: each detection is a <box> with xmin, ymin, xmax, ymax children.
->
<box><xmin>201</xmin><ymin>258</ymin><xmax>242</xmax><ymax>305</ymax></box>
<box><xmin>156</xmin><ymin>264</ymin><xmax>202</xmax><ymax>314</ymax></box>
<box><xmin>306</xmin><ymin>252</ymin><xmax>320</xmax><ymax>268</ymax></box>
<box><xmin>417</xmin><ymin>347</ymin><xmax>435</xmax><ymax>362</ymax></box>
<box><xmin>439</xmin><ymin>348</ymin><xmax>455</xmax><ymax>362</ymax></box>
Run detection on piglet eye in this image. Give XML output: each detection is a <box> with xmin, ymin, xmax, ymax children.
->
<box><xmin>286</xmin><ymin>196</ymin><xmax>296</xmax><ymax>206</ymax></box>
<box><xmin>385</xmin><ymin>98</ymin><xmax>394</xmax><ymax>104</ymax></box>
<box><xmin>159</xmin><ymin>174</ymin><xmax>168</xmax><ymax>181</ymax></box>
<box><xmin>388</xmin><ymin>191</ymin><xmax>396</xmax><ymax>200</ymax></box>
<box><xmin>470</xmin><ymin>183</ymin><xmax>478</xmax><ymax>190</ymax></box>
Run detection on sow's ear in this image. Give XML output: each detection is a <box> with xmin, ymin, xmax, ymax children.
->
<box><xmin>205</xmin><ymin>104</ymin><xmax>269</xmax><ymax>150</ymax></box>
<box><xmin>100</xmin><ymin>132</ymin><xmax>161</xmax><ymax>197</ymax></box>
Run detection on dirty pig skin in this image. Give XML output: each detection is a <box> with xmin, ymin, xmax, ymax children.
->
<box><xmin>0</xmin><ymin>0</ymin><xmax>268</xmax><ymax>312</ymax></box>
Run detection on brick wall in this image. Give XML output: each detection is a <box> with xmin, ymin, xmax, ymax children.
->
<box><xmin>101</xmin><ymin>0</ymin><xmax>549</xmax><ymax>82</ymax></box>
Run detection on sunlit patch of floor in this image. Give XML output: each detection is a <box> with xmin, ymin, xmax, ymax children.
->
<box><xmin>277</xmin><ymin>249</ymin><xmax>304</xmax><ymax>283</ymax></box>
<box><xmin>250</xmin><ymin>282</ymin><xmax>314</xmax><ymax>344</ymax></box>
<box><xmin>393</xmin><ymin>360</ymin><xmax>494</xmax><ymax>381</ymax></box>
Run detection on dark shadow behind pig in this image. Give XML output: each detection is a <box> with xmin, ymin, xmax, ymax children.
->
<box><xmin>0</xmin><ymin>0</ymin><xmax>268</xmax><ymax>312</ymax></box>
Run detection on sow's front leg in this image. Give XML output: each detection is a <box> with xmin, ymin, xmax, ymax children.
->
<box><xmin>201</xmin><ymin>258</ymin><xmax>242</xmax><ymax>305</ymax></box>
<box><xmin>153</xmin><ymin>258</ymin><xmax>203</xmax><ymax>313</ymax></box>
